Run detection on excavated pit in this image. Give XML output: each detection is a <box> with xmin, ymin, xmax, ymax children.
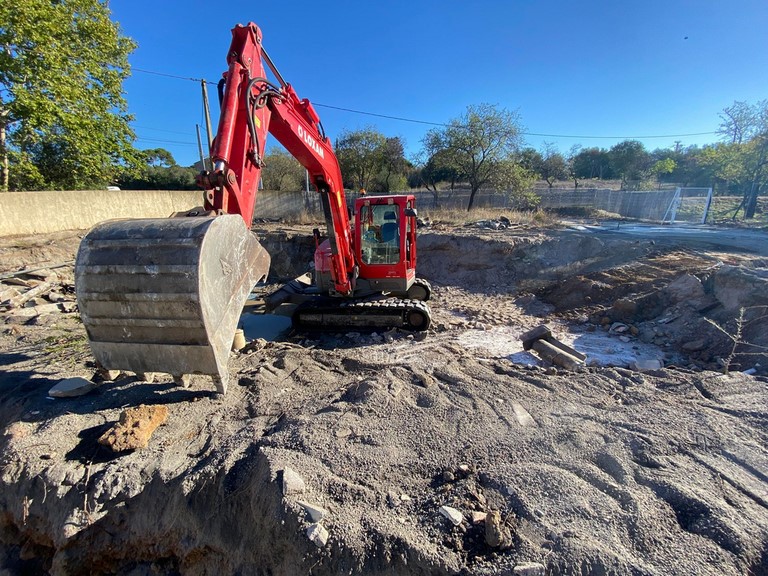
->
<box><xmin>1</xmin><ymin>224</ymin><xmax>767</xmax><ymax>575</ymax></box>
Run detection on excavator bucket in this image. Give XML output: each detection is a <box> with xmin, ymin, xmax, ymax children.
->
<box><xmin>75</xmin><ymin>215</ymin><xmax>270</xmax><ymax>394</ymax></box>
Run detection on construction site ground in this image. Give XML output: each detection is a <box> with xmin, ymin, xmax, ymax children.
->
<box><xmin>1</xmin><ymin>220</ymin><xmax>767</xmax><ymax>575</ymax></box>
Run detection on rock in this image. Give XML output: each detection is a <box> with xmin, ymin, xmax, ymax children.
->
<box><xmin>511</xmin><ymin>402</ymin><xmax>536</xmax><ymax>427</ymax></box>
<box><xmin>513</xmin><ymin>562</ymin><xmax>546</xmax><ymax>575</ymax></box>
<box><xmin>0</xmin><ymin>286</ymin><xmax>22</xmax><ymax>304</ymax></box>
<box><xmin>46</xmin><ymin>291</ymin><xmax>67</xmax><ymax>303</ymax></box>
<box><xmin>471</xmin><ymin>511</ymin><xmax>487</xmax><ymax>524</ymax></box>
<box><xmin>439</xmin><ymin>505</ymin><xmax>463</xmax><ymax>526</ymax></box>
<box><xmin>485</xmin><ymin>509</ymin><xmax>511</xmax><ymax>548</ymax></box>
<box><xmin>712</xmin><ymin>265</ymin><xmax>768</xmax><ymax>312</ymax></box>
<box><xmin>682</xmin><ymin>339</ymin><xmax>707</xmax><ymax>352</ymax></box>
<box><xmin>630</xmin><ymin>359</ymin><xmax>662</xmax><ymax>371</ymax></box>
<box><xmin>97</xmin><ymin>405</ymin><xmax>168</xmax><ymax>452</ymax></box>
<box><xmin>665</xmin><ymin>274</ymin><xmax>705</xmax><ymax>303</ymax></box>
<box><xmin>297</xmin><ymin>501</ymin><xmax>328</xmax><ymax>522</ymax></box>
<box><xmin>306</xmin><ymin>523</ymin><xmax>329</xmax><ymax>547</ymax></box>
<box><xmin>609</xmin><ymin>322</ymin><xmax>629</xmax><ymax>333</ymax></box>
<box><xmin>282</xmin><ymin>467</ymin><xmax>305</xmax><ymax>495</ymax></box>
<box><xmin>48</xmin><ymin>377</ymin><xmax>97</xmax><ymax>398</ymax></box>
<box><xmin>97</xmin><ymin>368</ymin><xmax>122</xmax><ymax>381</ymax></box>
<box><xmin>5</xmin><ymin>325</ymin><xmax>22</xmax><ymax>336</ymax></box>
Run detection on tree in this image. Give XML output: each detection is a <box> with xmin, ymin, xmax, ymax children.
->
<box><xmin>0</xmin><ymin>0</ymin><xmax>138</xmax><ymax>191</ymax></box>
<box><xmin>566</xmin><ymin>144</ymin><xmax>582</xmax><ymax>188</ymax></box>
<box><xmin>335</xmin><ymin>127</ymin><xmax>386</xmax><ymax>191</ymax></box>
<box><xmin>571</xmin><ymin>147</ymin><xmax>613</xmax><ymax>180</ymax></box>
<box><xmin>538</xmin><ymin>142</ymin><xmax>568</xmax><ymax>188</ymax></box>
<box><xmin>119</xmin><ymin>148</ymin><xmax>197</xmax><ymax>190</ymax></box>
<box><xmin>422</xmin><ymin>103</ymin><xmax>524</xmax><ymax>210</ymax></box>
<box><xmin>142</xmin><ymin>148</ymin><xmax>175</xmax><ymax>168</ymax></box>
<box><xmin>261</xmin><ymin>149</ymin><xmax>304</xmax><ymax>191</ymax></box>
<box><xmin>608</xmin><ymin>140</ymin><xmax>651</xmax><ymax>188</ymax></box>
<box><xmin>718</xmin><ymin>101</ymin><xmax>759</xmax><ymax>144</ymax></box>
<box><xmin>518</xmin><ymin>147</ymin><xmax>543</xmax><ymax>175</ymax></box>
<box><xmin>651</xmin><ymin>157</ymin><xmax>676</xmax><ymax>187</ymax></box>
<box><xmin>375</xmin><ymin>136</ymin><xmax>408</xmax><ymax>193</ymax></box>
<box><xmin>714</xmin><ymin>100</ymin><xmax>768</xmax><ymax>219</ymax></box>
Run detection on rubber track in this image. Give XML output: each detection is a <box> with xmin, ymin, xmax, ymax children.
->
<box><xmin>293</xmin><ymin>298</ymin><xmax>432</xmax><ymax>332</ymax></box>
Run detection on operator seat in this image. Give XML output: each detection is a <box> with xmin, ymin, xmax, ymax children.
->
<box><xmin>380</xmin><ymin>211</ymin><xmax>399</xmax><ymax>244</ymax></box>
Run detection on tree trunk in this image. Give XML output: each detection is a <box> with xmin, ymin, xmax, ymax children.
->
<box><xmin>745</xmin><ymin>181</ymin><xmax>759</xmax><ymax>219</ymax></box>
<box><xmin>467</xmin><ymin>185</ymin><xmax>479</xmax><ymax>211</ymax></box>
<box><xmin>0</xmin><ymin>118</ymin><xmax>8</xmax><ymax>192</ymax></box>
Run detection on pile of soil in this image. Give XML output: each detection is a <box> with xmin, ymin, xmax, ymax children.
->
<box><xmin>1</xmin><ymin>224</ymin><xmax>767</xmax><ymax>575</ymax></box>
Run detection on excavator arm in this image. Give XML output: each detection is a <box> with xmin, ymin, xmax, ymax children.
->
<box><xmin>74</xmin><ymin>22</ymin><xmax>359</xmax><ymax>394</ymax></box>
<box><xmin>197</xmin><ymin>23</ymin><xmax>355</xmax><ymax>295</ymax></box>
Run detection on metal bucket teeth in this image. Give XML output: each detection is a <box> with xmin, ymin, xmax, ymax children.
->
<box><xmin>75</xmin><ymin>215</ymin><xmax>270</xmax><ymax>393</ymax></box>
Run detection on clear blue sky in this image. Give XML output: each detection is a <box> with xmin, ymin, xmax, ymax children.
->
<box><xmin>110</xmin><ymin>0</ymin><xmax>768</xmax><ymax>167</ymax></box>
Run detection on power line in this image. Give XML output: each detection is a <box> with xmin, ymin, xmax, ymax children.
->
<box><xmin>132</xmin><ymin>67</ymin><xmax>216</xmax><ymax>85</ymax></box>
<box><xmin>523</xmin><ymin>130</ymin><xmax>717</xmax><ymax>139</ymax></box>
<box><xmin>313</xmin><ymin>103</ymin><xmax>717</xmax><ymax>139</ymax></box>
<box><xmin>130</xmin><ymin>66</ymin><xmax>718</xmax><ymax>141</ymax></box>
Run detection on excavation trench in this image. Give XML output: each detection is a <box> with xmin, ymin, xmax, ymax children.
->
<box><xmin>1</xmin><ymin>225</ymin><xmax>767</xmax><ymax>575</ymax></box>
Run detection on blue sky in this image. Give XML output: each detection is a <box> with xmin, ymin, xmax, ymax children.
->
<box><xmin>110</xmin><ymin>0</ymin><xmax>768</xmax><ymax>167</ymax></box>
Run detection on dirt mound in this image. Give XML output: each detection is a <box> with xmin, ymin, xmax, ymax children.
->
<box><xmin>1</xmin><ymin>224</ymin><xmax>767</xmax><ymax>575</ymax></box>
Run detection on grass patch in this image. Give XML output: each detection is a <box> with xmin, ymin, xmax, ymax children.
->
<box><xmin>420</xmin><ymin>207</ymin><xmax>560</xmax><ymax>227</ymax></box>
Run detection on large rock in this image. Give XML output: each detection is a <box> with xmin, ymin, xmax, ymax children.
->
<box><xmin>98</xmin><ymin>405</ymin><xmax>168</xmax><ymax>452</ymax></box>
<box><xmin>665</xmin><ymin>274</ymin><xmax>705</xmax><ymax>304</ymax></box>
<box><xmin>711</xmin><ymin>265</ymin><xmax>768</xmax><ymax>312</ymax></box>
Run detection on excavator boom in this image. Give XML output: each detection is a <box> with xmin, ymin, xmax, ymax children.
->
<box><xmin>75</xmin><ymin>22</ymin><xmax>429</xmax><ymax>394</ymax></box>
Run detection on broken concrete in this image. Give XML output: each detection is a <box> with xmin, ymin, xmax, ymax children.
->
<box><xmin>48</xmin><ymin>377</ymin><xmax>97</xmax><ymax>398</ymax></box>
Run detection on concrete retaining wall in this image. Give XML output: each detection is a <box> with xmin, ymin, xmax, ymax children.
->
<box><xmin>0</xmin><ymin>189</ymin><xmax>319</xmax><ymax>236</ymax></box>
<box><xmin>0</xmin><ymin>190</ymin><xmax>202</xmax><ymax>236</ymax></box>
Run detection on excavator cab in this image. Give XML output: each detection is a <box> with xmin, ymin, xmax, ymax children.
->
<box><xmin>354</xmin><ymin>195</ymin><xmax>429</xmax><ymax>301</ymax></box>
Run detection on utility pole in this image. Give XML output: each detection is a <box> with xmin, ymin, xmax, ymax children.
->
<box><xmin>201</xmin><ymin>80</ymin><xmax>214</xmax><ymax>169</ymax></box>
<box><xmin>195</xmin><ymin>125</ymin><xmax>206</xmax><ymax>170</ymax></box>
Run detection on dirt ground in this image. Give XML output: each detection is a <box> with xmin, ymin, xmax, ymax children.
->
<box><xmin>1</xmin><ymin>221</ymin><xmax>767</xmax><ymax>575</ymax></box>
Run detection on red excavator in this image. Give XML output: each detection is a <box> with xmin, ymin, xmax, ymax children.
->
<box><xmin>74</xmin><ymin>23</ymin><xmax>431</xmax><ymax>394</ymax></box>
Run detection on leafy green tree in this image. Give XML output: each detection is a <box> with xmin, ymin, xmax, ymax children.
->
<box><xmin>538</xmin><ymin>142</ymin><xmax>568</xmax><ymax>188</ymax></box>
<box><xmin>518</xmin><ymin>147</ymin><xmax>543</xmax><ymax>175</ymax></box>
<box><xmin>375</xmin><ymin>136</ymin><xmax>408</xmax><ymax>193</ymax></box>
<box><xmin>1</xmin><ymin>0</ymin><xmax>139</xmax><ymax>191</ymax></box>
<box><xmin>261</xmin><ymin>149</ymin><xmax>305</xmax><ymax>191</ymax></box>
<box><xmin>571</xmin><ymin>147</ymin><xmax>613</xmax><ymax>180</ymax></box>
<box><xmin>608</xmin><ymin>140</ymin><xmax>651</xmax><ymax>188</ymax></box>
<box><xmin>142</xmin><ymin>148</ymin><xmax>175</xmax><ymax>168</ymax></box>
<box><xmin>651</xmin><ymin>157</ymin><xmax>676</xmax><ymax>187</ymax></box>
<box><xmin>335</xmin><ymin>127</ymin><xmax>386</xmax><ymax>191</ymax></box>
<box><xmin>566</xmin><ymin>144</ymin><xmax>582</xmax><ymax>188</ymax></box>
<box><xmin>422</xmin><ymin>103</ymin><xmax>524</xmax><ymax>210</ymax></box>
